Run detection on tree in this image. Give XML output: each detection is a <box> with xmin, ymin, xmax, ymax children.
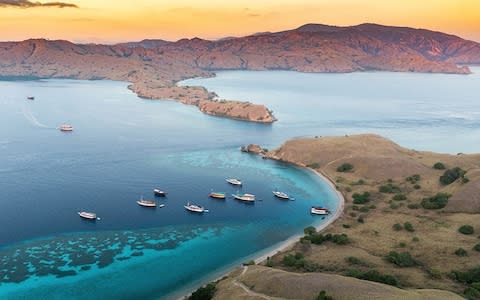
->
<box><xmin>337</xmin><ymin>163</ymin><xmax>353</xmax><ymax>172</ymax></box>
<box><xmin>440</xmin><ymin>167</ymin><xmax>466</xmax><ymax>185</ymax></box>
<box><xmin>433</xmin><ymin>162</ymin><xmax>446</xmax><ymax>170</ymax></box>
<box><xmin>459</xmin><ymin>225</ymin><xmax>475</xmax><ymax>235</ymax></box>
<box><xmin>421</xmin><ymin>193</ymin><xmax>450</xmax><ymax>209</ymax></box>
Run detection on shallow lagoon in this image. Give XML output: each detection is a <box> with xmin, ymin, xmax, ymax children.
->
<box><xmin>1</xmin><ymin>68</ymin><xmax>479</xmax><ymax>298</ymax></box>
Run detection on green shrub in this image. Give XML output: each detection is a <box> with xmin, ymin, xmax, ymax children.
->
<box><xmin>474</xmin><ymin>244</ymin><xmax>480</xmax><ymax>252</ymax></box>
<box><xmin>404</xmin><ymin>222</ymin><xmax>415</xmax><ymax>232</ymax></box>
<box><xmin>393</xmin><ymin>223</ymin><xmax>403</xmax><ymax>231</ymax></box>
<box><xmin>357</xmin><ymin>216</ymin><xmax>364</xmax><ymax>223</ymax></box>
<box><xmin>462</xmin><ymin>177</ymin><xmax>470</xmax><ymax>184</ymax></box>
<box><xmin>346</xmin><ymin>269</ymin><xmax>397</xmax><ymax>286</ymax></box>
<box><xmin>189</xmin><ymin>282</ymin><xmax>217</xmax><ymax>300</ymax></box>
<box><xmin>421</xmin><ymin>193</ymin><xmax>450</xmax><ymax>209</ymax></box>
<box><xmin>412</xmin><ymin>236</ymin><xmax>420</xmax><ymax>242</ymax></box>
<box><xmin>455</xmin><ymin>248</ymin><xmax>468</xmax><ymax>257</ymax></box>
<box><xmin>307</xmin><ymin>162</ymin><xmax>320</xmax><ymax>169</ymax></box>
<box><xmin>346</xmin><ymin>256</ymin><xmax>366</xmax><ymax>266</ymax></box>
<box><xmin>390</xmin><ymin>203</ymin><xmax>399</xmax><ymax>209</ymax></box>
<box><xmin>349</xmin><ymin>212</ymin><xmax>357</xmax><ymax>217</ymax></box>
<box><xmin>243</xmin><ymin>260</ymin><xmax>255</xmax><ymax>266</ymax></box>
<box><xmin>342</xmin><ymin>224</ymin><xmax>351</xmax><ymax>229</ymax></box>
<box><xmin>408</xmin><ymin>203</ymin><xmax>420</xmax><ymax>209</ymax></box>
<box><xmin>337</xmin><ymin>163</ymin><xmax>354</xmax><ymax>172</ymax></box>
<box><xmin>464</xmin><ymin>287</ymin><xmax>480</xmax><ymax>300</ymax></box>
<box><xmin>352</xmin><ymin>192</ymin><xmax>371</xmax><ymax>204</ymax></box>
<box><xmin>459</xmin><ymin>225</ymin><xmax>475</xmax><ymax>235</ymax></box>
<box><xmin>399</xmin><ymin>242</ymin><xmax>407</xmax><ymax>248</ymax></box>
<box><xmin>451</xmin><ymin>266</ymin><xmax>480</xmax><ymax>284</ymax></box>
<box><xmin>266</xmin><ymin>258</ymin><xmax>274</xmax><ymax>267</ymax></box>
<box><xmin>406</xmin><ymin>174</ymin><xmax>421</xmax><ymax>184</ymax></box>
<box><xmin>386</xmin><ymin>251</ymin><xmax>417</xmax><ymax>267</ymax></box>
<box><xmin>379</xmin><ymin>184</ymin><xmax>401</xmax><ymax>194</ymax></box>
<box><xmin>393</xmin><ymin>194</ymin><xmax>407</xmax><ymax>201</ymax></box>
<box><xmin>304</xmin><ymin>226</ymin><xmax>316</xmax><ymax>235</ymax></box>
<box><xmin>354</xmin><ymin>179</ymin><xmax>365</xmax><ymax>185</ymax></box>
<box><xmin>345</xmin><ymin>186</ymin><xmax>352</xmax><ymax>192</ymax></box>
<box><xmin>413</xmin><ymin>184</ymin><xmax>421</xmax><ymax>190</ymax></box>
<box><xmin>282</xmin><ymin>252</ymin><xmax>305</xmax><ymax>268</ymax></box>
<box><xmin>359</xmin><ymin>206</ymin><xmax>370</xmax><ymax>213</ymax></box>
<box><xmin>433</xmin><ymin>162</ymin><xmax>446</xmax><ymax>170</ymax></box>
<box><xmin>316</xmin><ymin>290</ymin><xmax>333</xmax><ymax>300</ymax></box>
<box><xmin>440</xmin><ymin>167</ymin><xmax>466</xmax><ymax>185</ymax></box>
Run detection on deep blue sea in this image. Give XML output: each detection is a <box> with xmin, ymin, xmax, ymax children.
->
<box><xmin>1</xmin><ymin>68</ymin><xmax>479</xmax><ymax>299</ymax></box>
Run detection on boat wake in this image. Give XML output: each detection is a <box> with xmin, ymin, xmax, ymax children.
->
<box><xmin>21</xmin><ymin>104</ymin><xmax>52</xmax><ymax>129</ymax></box>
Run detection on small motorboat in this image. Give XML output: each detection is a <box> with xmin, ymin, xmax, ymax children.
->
<box><xmin>311</xmin><ymin>206</ymin><xmax>330</xmax><ymax>215</ymax></box>
<box><xmin>209</xmin><ymin>192</ymin><xmax>226</xmax><ymax>199</ymax></box>
<box><xmin>59</xmin><ymin>124</ymin><xmax>73</xmax><ymax>132</ymax></box>
<box><xmin>226</xmin><ymin>178</ymin><xmax>242</xmax><ymax>186</ymax></box>
<box><xmin>153</xmin><ymin>189</ymin><xmax>167</xmax><ymax>197</ymax></box>
<box><xmin>184</xmin><ymin>202</ymin><xmax>207</xmax><ymax>213</ymax></box>
<box><xmin>78</xmin><ymin>211</ymin><xmax>100</xmax><ymax>220</ymax></box>
<box><xmin>27</xmin><ymin>96</ymin><xmax>35</xmax><ymax>100</ymax></box>
<box><xmin>232</xmin><ymin>193</ymin><xmax>255</xmax><ymax>202</ymax></box>
<box><xmin>137</xmin><ymin>197</ymin><xmax>157</xmax><ymax>207</ymax></box>
<box><xmin>273</xmin><ymin>191</ymin><xmax>290</xmax><ymax>200</ymax></box>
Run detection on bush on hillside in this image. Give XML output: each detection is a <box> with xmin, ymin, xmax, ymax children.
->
<box><xmin>440</xmin><ymin>167</ymin><xmax>466</xmax><ymax>185</ymax></box>
<box><xmin>379</xmin><ymin>183</ymin><xmax>401</xmax><ymax>194</ymax></box>
<box><xmin>189</xmin><ymin>283</ymin><xmax>217</xmax><ymax>300</ymax></box>
<box><xmin>352</xmin><ymin>192</ymin><xmax>371</xmax><ymax>204</ymax></box>
<box><xmin>337</xmin><ymin>163</ymin><xmax>354</xmax><ymax>172</ymax></box>
<box><xmin>459</xmin><ymin>225</ymin><xmax>475</xmax><ymax>235</ymax></box>
<box><xmin>421</xmin><ymin>193</ymin><xmax>450</xmax><ymax>209</ymax></box>
<box><xmin>433</xmin><ymin>162</ymin><xmax>446</xmax><ymax>170</ymax></box>
<box><xmin>385</xmin><ymin>251</ymin><xmax>417</xmax><ymax>267</ymax></box>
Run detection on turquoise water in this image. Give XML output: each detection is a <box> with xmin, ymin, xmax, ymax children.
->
<box><xmin>0</xmin><ymin>79</ymin><xmax>337</xmax><ymax>299</ymax></box>
<box><xmin>1</xmin><ymin>68</ymin><xmax>479</xmax><ymax>299</ymax></box>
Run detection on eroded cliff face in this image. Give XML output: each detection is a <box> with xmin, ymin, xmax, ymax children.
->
<box><xmin>1</xmin><ymin>23</ymin><xmax>480</xmax><ymax>123</ymax></box>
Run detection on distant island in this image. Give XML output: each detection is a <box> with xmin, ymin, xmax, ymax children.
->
<box><xmin>200</xmin><ymin>134</ymin><xmax>480</xmax><ymax>299</ymax></box>
<box><xmin>1</xmin><ymin>23</ymin><xmax>480</xmax><ymax>123</ymax></box>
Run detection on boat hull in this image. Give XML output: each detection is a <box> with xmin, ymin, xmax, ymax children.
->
<box><xmin>311</xmin><ymin>207</ymin><xmax>329</xmax><ymax>215</ymax></box>
<box><xmin>78</xmin><ymin>212</ymin><xmax>97</xmax><ymax>220</ymax></box>
<box><xmin>232</xmin><ymin>194</ymin><xmax>255</xmax><ymax>202</ymax></box>
<box><xmin>153</xmin><ymin>189</ymin><xmax>167</xmax><ymax>197</ymax></box>
<box><xmin>209</xmin><ymin>193</ymin><xmax>226</xmax><ymax>199</ymax></box>
<box><xmin>273</xmin><ymin>191</ymin><xmax>290</xmax><ymax>199</ymax></box>
<box><xmin>137</xmin><ymin>201</ymin><xmax>156</xmax><ymax>207</ymax></box>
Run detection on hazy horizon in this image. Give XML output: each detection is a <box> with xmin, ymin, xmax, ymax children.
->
<box><xmin>0</xmin><ymin>0</ymin><xmax>479</xmax><ymax>44</ymax></box>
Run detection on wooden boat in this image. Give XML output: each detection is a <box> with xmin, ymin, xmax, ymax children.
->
<box><xmin>78</xmin><ymin>211</ymin><xmax>99</xmax><ymax>220</ymax></box>
<box><xmin>226</xmin><ymin>178</ymin><xmax>242</xmax><ymax>186</ymax></box>
<box><xmin>209</xmin><ymin>192</ymin><xmax>226</xmax><ymax>199</ymax></box>
<box><xmin>59</xmin><ymin>124</ymin><xmax>73</xmax><ymax>132</ymax></box>
<box><xmin>27</xmin><ymin>96</ymin><xmax>35</xmax><ymax>100</ymax></box>
<box><xmin>232</xmin><ymin>193</ymin><xmax>255</xmax><ymax>202</ymax></box>
<box><xmin>273</xmin><ymin>191</ymin><xmax>290</xmax><ymax>200</ymax></box>
<box><xmin>153</xmin><ymin>189</ymin><xmax>167</xmax><ymax>197</ymax></box>
<box><xmin>137</xmin><ymin>197</ymin><xmax>157</xmax><ymax>207</ymax></box>
<box><xmin>184</xmin><ymin>202</ymin><xmax>207</xmax><ymax>213</ymax></box>
<box><xmin>311</xmin><ymin>206</ymin><xmax>330</xmax><ymax>215</ymax></box>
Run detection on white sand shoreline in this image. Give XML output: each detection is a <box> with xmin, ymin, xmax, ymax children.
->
<box><xmin>178</xmin><ymin>166</ymin><xmax>345</xmax><ymax>299</ymax></box>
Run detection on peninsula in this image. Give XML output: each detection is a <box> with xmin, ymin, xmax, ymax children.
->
<box><xmin>206</xmin><ymin>134</ymin><xmax>480</xmax><ymax>299</ymax></box>
<box><xmin>1</xmin><ymin>24</ymin><xmax>480</xmax><ymax>123</ymax></box>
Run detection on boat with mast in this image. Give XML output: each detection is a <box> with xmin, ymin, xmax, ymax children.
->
<box><xmin>184</xmin><ymin>202</ymin><xmax>207</xmax><ymax>213</ymax></box>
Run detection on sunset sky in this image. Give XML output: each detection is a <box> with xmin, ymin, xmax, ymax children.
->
<box><xmin>0</xmin><ymin>0</ymin><xmax>479</xmax><ymax>43</ymax></box>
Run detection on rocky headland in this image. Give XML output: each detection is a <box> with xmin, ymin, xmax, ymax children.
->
<box><xmin>1</xmin><ymin>23</ymin><xmax>480</xmax><ymax>123</ymax></box>
<box><xmin>205</xmin><ymin>134</ymin><xmax>480</xmax><ymax>299</ymax></box>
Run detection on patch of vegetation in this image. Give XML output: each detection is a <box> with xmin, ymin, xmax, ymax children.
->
<box><xmin>243</xmin><ymin>260</ymin><xmax>255</xmax><ymax>266</ymax></box>
<box><xmin>440</xmin><ymin>167</ymin><xmax>466</xmax><ymax>185</ymax></box>
<box><xmin>421</xmin><ymin>192</ymin><xmax>450</xmax><ymax>209</ymax></box>
<box><xmin>450</xmin><ymin>266</ymin><xmax>480</xmax><ymax>299</ymax></box>
<box><xmin>342</xmin><ymin>224</ymin><xmax>351</xmax><ymax>229</ymax></box>
<box><xmin>353</xmin><ymin>179</ymin><xmax>365</xmax><ymax>185</ymax></box>
<box><xmin>316</xmin><ymin>290</ymin><xmax>333</xmax><ymax>300</ymax></box>
<box><xmin>393</xmin><ymin>223</ymin><xmax>403</xmax><ymax>231</ymax></box>
<box><xmin>346</xmin><ymin>269</ymin><xmax>397</xmax><ymax>286</ymax></box>
<box><xmin>462</xmin><ymin>177</ymin><xmax>470</xmax><ymax>184</ymax></box>
<box><xmin>266</xmin><ymin>257</ymin><xmax>274</xmax><ymax>267</ymax></box>
<box><xmin>459</xmin><ymin>225</ymin><xmax>475</xmax><ymax>235</ymax></box>
<box><xmin>357</xmin><ymin>216</ymin><xmax>364</xmax><ymax>223</ymax></box>
<box><xmin>282</xmin><ymin>252</ymin><xmax>306</xmax><ymax>268</ymax></box>
<box><xmin>304</xmin><ymin>226</ymin><xmax>316</xmax><ymax>235</ymax></box>
<box><xmin>385</xmin><ymin>251</ymin><xmax>417</xmax><ymax>267</ymax></box>
<box><xmin>344</xmin><ymin>186</ymin><xmax>352</xmax><ymax>192</ymax></box>
<box><xmin>455</xmin><ymin>248</ymin><xmax>468</xmax><ymax>257</ymax></box>
<box><xmin>426</xmin><ymin>267</ymin><xmax>442</xmax><ymax>279</ymax></box>
<box><xmin>379</xmin><ymin>183</ymin><xmax>401</xmax><ymax>194</ymax></box>
<box><xmin>413</xmin><ymin>184</ymin><xmax>421</xmax><ymax>190</ymax></box>
<box><xmin>398</xmin><ymin>242</ymin><xmax>407</xmax><ymax>248</ymax></box>
<box><xmin>301</xmin><ymin>231</ymin><xmax>350</xmax><ymax>245</ymax></box>
<box><xmin>404</xmin><ymin>222</ymin><xmax>415</xmax><ymax>232</ymax></box>
<box><xmin>337</xmin><ymin>163</ymin><xmax>354</xmax><ymax>172</ymax></box>
<box><xmin>474</xmin><ymin>244</ymin><xmax>480</xmax><ymax>252</ymax></box>
<box><xmin>406</xmin><ymin>174</ymin><xmax>421</xmax><ymax>184</ymax></box>
<box><xmin>407</xmin><ymin>203</ymin><xmax>420</xmax><ymax>209</ymax></box>
<box><xmin>389</xmin><ymin>203</ymin><xmax>399</xmax><ymax>209</ymax></box>
<box><xmin>359</xmin><ymin>206</ymin><xmax>370</xmax><ymax>213</ymax></box>
<box><xmin>349</xmin><ymin>212</ymin><xmax>357</xmax><ymax>217</ymax></box>
<box><xmin>393</xmin><ymin>194</ymin><xmax>407</xmax><ymax>201</ymax></box>
<box><xmin>433</xmin><ymin>162</ymin><xmax>446</xmax><ymax>170</ymax></box>
<box><xmin>412</xmin><ymin>236</ymin><xmax>420</xmax><ymax>242</ymax></box>
<box><xmin>188</xmin><ymin>282</ymin><xmax>217</xmax><ymax>300</ymax></box>
<box><xmin>346</xmin><ymin>256</ymin><xmax>368</xmax><ymax>266</ymax></box>
<box><xmin>352</xmin><ymin>192</ymin><xmax>371</xmax><ymax>204</ymax></box>
<box><xmin>307</xmin><ymin>162</ymin><xmax>320</xmax><ymax>169</ymax></box>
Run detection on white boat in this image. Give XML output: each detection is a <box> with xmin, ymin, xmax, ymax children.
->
<box><xmin>311</xmin><ymin>206</ymin><xmax>330</xmax><ymax>215</ymax></box>
<box><xmin>226</xmin><ymin>178</ymin><xmax>242</xmax><ymax>186</ymax></box>
<box><xmin>184</xmin><ymin>202</ymin><xmax>207</xmax><ymax>213</ymax></box>
<box><xmin>137</xmin><ymin>198</ymin><xmax>157</xmax><ymax>207</ymax></box>
<box><xmin>59</xmin><ymin>124</ymin><xmax>73</xmax><ymax>132</ymax></box>
<box><xmin>78</xmin><ymin>211</ymin><xmax>99</xmax><ymax>220</ymax></box>
<box><xmin>273</xmin><ymin>191</ymin><xmax>290</xmax><ymax>200</ymax></box>
<box><xmin>153</xmin><ymin>189</ymin><xmax>167</xmax><ymax>197</ymax></box>
<box><xmin>232</xmin><ymin>193</ymin><xmax>255</xmax><ymax>202</ymax></box>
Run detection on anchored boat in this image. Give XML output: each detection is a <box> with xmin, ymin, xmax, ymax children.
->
<box><xmin>273</xmin><ymin>191</ymin><xmax>290</xmax><ymax>200</ymax></box>
<box><xmin>232</xmin><ymin>193</ymin><xmax>255</xmax><ymax>202</ymax></box>
<box><xmin>137</xmin><ymin>197</ymin><xmax>157</xmax><ymax>207</ymax></box>
<box><xmin>311</xmin><ymin>206</ymin><xmax>330</xmax><ymax>215</ymax></box>
<box><xmin>209</xmin><ymin>192</ymin><xmax>226</xmax><ymax>199</ymax></box>
<box><xmin>78</xmin><ymin>211</ymin><xmax>100</xmax><ymax>220</ymax></box>
<box><xmin>226</xmin><ymin>178</ymin><xmax>242</xmax><ymax>186</ymax></box>
<box><xmin>184</xmin><ymin>202</ymin><xmax>207</xmax><ymax>213</ymax></box>
<box><xmin>153</xmin><ymin>189</ymin><xmax>167</xmax><ymax>197</ymax></box>
<box><xmin>59</xmin><ymin>124</ymin><xmax>73</xmax><ymax>132</ymax></box>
